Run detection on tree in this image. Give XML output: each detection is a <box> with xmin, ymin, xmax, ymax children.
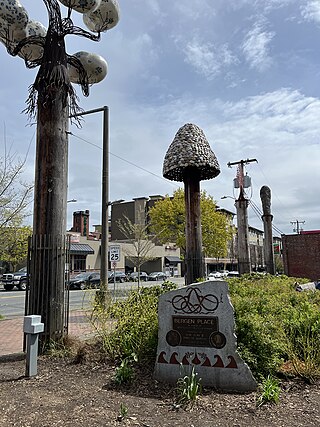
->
<box><xmin>0</xmin><ymin>149</ymin><xmax>33</xmax><ymax>269</ymax></box>
<box><xmin>117</xmin><ymin>213</ymin><xmax>157</xmax><ymax>288</ymax></box>
<box><xmin>0</xmin><ymin>149</ymin><xmax>33</xmax><ymax>230</ymax></box>
<box><xmin>0</xmin><ymin>224</ymin><xmax>32</xmax><ymax>271</ymax></box>
<box><xmin>149</xmin><ymin>188</ymin><xmax>234</xmax><ymax>259</ymax></box>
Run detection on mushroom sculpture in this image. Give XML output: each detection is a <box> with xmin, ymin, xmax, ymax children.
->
<box><xmin>163</xmin><ymin>123</ymin><xmax>220</xmax><ymax>285</ymax></box>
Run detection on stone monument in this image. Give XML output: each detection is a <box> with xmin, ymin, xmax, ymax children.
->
<box><xmin>154</xmin><ymin>281</ymin><xmax>257</xmax><ymax>392</ymax></box>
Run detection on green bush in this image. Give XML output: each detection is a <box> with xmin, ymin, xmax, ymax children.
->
<box><xmin>95</xmin><ymin>282</ymin><xmax>177</xmax><ymax>362</ymax></box>
<box><xmin>228</xmin><ymin>274</ymin><xmax>320</xmax><ymax>380</ymax></box>
<box><xmin>92</xmin><ymin>275</ymin><xmax>320</xmax><ymax>382</ymax></box>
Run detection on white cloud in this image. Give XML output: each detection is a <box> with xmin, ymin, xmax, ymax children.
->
<box><xmin>301</xmin><ymin>0</ymin><xmax>320</xmax><ymax>23</ymax></box>
<box><xmin>241</xmin><ymin>22</ymin><xmax>275</xmax><ymax>71</ymax></box>
<box><xmin>182</xmin><ymin>38</ymin><xmax>237</xmax><ymax>80</ymax></box>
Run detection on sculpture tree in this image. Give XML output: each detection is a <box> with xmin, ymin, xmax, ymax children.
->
<box><xmin>0</xmin><ymin>0</ymin><xmax>120</xmax><ymax>349</ymax></box>
<box><xmin>163</xmin><ymin>123</ymin><xmax>220</xmax><ymax>285</ymax></box>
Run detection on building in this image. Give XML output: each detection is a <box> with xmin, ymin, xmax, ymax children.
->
<box><xmin>67</xmin><ymin>197</ymin><xmax>181</xmax><ymax>276</ymax></box>
<box><xmin>282</xmin><ymin>230</ymin><xmax>320</xmax><ymax>281</ymax></box>
<box><xmin>68</xmin><ymin>195</ymin><xmax>282</xmax><ymax>276</ymax></box>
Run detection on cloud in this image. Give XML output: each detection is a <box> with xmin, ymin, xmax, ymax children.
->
<box><xmin>241</xmin><ymin>22</ymin><xmax>275</xmax><ymax>71</ymax></box>
<box><xmin>301</xmin><ymin>0</ymin><xmax>320</xmax><ymax>23</ymax></box>
<box><xmin>181</xmin><ymin>38</ymin><xmax>237</xmax><ymax>80</ymax></box>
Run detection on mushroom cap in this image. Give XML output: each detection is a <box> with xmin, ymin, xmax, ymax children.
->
<box><xmin>163</xmin><ymin>123</ymin><xmax>220</xmax><ymax>182</ymax></box>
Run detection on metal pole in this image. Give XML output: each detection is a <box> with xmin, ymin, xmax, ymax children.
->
<box><xmin>70</xmin><ymin>106</ymin><xmax>109</xmax><ymax>299</ymax></box>
<box><xmin>99</xmin><ymin>106</ymin><xmax>109</xmax><ymax>299</ymax></box>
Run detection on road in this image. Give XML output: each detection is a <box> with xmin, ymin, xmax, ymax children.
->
<box><xmin>0</xmin><ymin>277</ymin><xmax>185</xmax><ymax>318</ymax></box>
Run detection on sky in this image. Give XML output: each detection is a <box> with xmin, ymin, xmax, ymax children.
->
<box><xmin>0</xmin><ymin>0</ymin><xmax>319</xmax><ymax>236</ymax></box>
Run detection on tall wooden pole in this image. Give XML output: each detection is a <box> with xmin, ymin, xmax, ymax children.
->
<box><xmin>228</xmin><ymin>158</ymin><xmax>257</xmax><ymax>275</ymax></box>
<box><xmin>27</xmin><ymin>29</ymin><xmax>69</xmax><ymax>349</ymax></box>
<box><xmin>184</xmin><ymin>168</ymin><xmax>205</xmax><ymax>285</ymax></box>
<box><xmin>29</xmin><ymin>78</ymin><xmax>69</xmax><ymax>348</ymax></box>
<box><xmin>260</xmin><ymin>185</ymin><xmax>275</xmax><ymax>274</ymax></box>
<box><xmin>235</xmin><ymin>196</ymin><xmax>251</xmax><ymax>275</ymax></box>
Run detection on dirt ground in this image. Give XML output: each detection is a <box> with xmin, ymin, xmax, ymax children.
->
<box><xmin>0</xmin><ymin>350</ymin><xmax>320</xmax><ymax>427</ymax></box>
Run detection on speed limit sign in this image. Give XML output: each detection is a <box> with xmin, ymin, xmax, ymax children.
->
<box><xmin>109</xmin><ymin>245</ymin><xmax>121</xmax><ymax>262</ymax></box>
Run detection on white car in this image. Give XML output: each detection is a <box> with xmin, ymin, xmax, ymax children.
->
<box><xmin>207</xmin><ymin>270</ymin><xmax>229</xmax><ymax>280</ymax></box>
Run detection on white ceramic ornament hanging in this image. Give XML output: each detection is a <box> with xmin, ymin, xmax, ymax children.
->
<box><xmin>58</xmin><ymin>0</ymin><xmax>101</xmax><ymax>14</ymax></box>
<box><xmin>0</xmin><ymin>0</ymin><xmax>28</xmax><ymax>32</ymax></box>
<box><xmin>83</xmin><ymin>0</ymin><xmax>119</xmax><ymax>33</ymax></box>
<box><xmin>68</xmin><ymin>51</ymin><xmax>108</xmax><ymax>84</ymax></box>
<box><xmin>16</xmin><ymin>20</ymin><xmax>47</xmax><ymax>61</ymax></box>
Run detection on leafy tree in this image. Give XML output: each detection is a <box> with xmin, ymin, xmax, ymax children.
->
<box><xmin>0</xmin><ymin>224</ymin><xmax>32</xmax><ymax>270</ymax></box>
<box><xmin>148</xmin><ymin>188</ymin><xmax>234</xmax><ymax>258</ymax></box>
<box><xmin>0</xmin><ymin>149</ymin><xmax>33</xmax><ymax>229</ymax></box>
<box><xmin>117</xmin><ymin>212</ymin><xmax>157</xmax><ymax>288</ymax></box>
<box><xmin>0</xmin><ymin>148</ymin><xmax>33</xmax><ymax>267</ymax></box>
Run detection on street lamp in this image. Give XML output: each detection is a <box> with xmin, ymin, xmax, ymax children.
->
<box><xmin>70</xmin><ymin>106</ymin><xmax>109</xmax><ymax>304</ymax></box>
<box><xmin>0</xmin><ymin>0</ymin><xmax>120</xmax><ymax>348</ymax></box>
<box><xmin>67</xmin><ymin>199</ymin><xmax>77</xmax><ymax>203</ymax></box>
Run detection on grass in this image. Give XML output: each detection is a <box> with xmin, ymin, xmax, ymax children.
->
<box><xmin>257</xmin><ymin>375</ymin><xmax>281</xmax><ymax>406</ymax></box>
<box><xmin>176</xmin><ymin>367</ymin><xmax>202</xmax><ymax>406</ymax></box>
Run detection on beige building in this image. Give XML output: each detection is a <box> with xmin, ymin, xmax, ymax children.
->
<box><xmin>67</xmin><ymin>201</ymin><xmax>181</xmax><ymax>276</ymax></box>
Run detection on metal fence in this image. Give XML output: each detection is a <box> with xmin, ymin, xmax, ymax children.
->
<box><xmin>25</xmin><ymin>234</ymin><xmax>70</xmax><ymax>347</ymax></box>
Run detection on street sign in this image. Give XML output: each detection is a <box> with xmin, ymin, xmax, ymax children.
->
<box><xmin>109</xmin><ymin>245</ymin><xmax>121</xmax><ymax>262</ymax></box>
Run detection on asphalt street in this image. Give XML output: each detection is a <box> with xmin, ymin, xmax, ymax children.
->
<box><xmin>0</xmin><ymin>277</ymin><xmax>185</xmax><ymax>318</ymax></box>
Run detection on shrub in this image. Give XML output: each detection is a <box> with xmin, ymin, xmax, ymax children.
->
<box><xmin>93</xmin><ymin>282</ymin><xmax>177</xmax><ymax>362</ymax></box>
<box><xmin>228</xmin><ymin>274</ymin><xmax>320</xmax><ymax>380</ymax></box>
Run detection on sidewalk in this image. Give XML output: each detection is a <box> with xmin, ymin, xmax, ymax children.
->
<box><xmin>0</xmin><ymin>310</ymin><xmax>94</xmax><ymax>356</ymax></box>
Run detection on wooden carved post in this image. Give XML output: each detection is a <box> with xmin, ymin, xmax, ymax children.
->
<box><xmin>260</xmin><ymin>185</ymin><xmax>275</xmax><ymax>275</ymax></box>
<box><xmin>163</xmin><ymin>124</ymin><xmax>220</xmax><ymax>285</ymax></box>
<box><xmin>1</xmin><ymin>0</ymin><xmax>120</xmax><ymax>350</ymax></box>
<box><xmin>28</xmin><ymin>19</ymin><xmax>70</xmax><ymax>348</ymax></box>
<box><xmin>184</xmin><ymin>168</ymin><xmax>204</xmax><ymax>285</ymax></box>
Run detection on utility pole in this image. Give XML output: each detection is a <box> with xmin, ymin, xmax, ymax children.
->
<box><xmin>227</xmin><ymin>158</ymin><xmax>257</xmax><ymax>275</ymax></box>
<box><xmin>290</xmin><ymin>220</ymin><xmax>305</xmax><ymax>234</ymax></box>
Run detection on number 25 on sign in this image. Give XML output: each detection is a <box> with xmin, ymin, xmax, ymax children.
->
<box><xmin>109</xmin><ymin>245</ymin><xmax>120</xmax><ymax>262</ymax></box>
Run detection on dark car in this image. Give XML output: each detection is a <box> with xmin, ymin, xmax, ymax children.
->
<box><xmin>108</xmin><ymin>271</ymin><xmax>126</xmax><ymax>283</ymax></box>
<box><xmin>148</xmin><ymin>272</ymin><xmax>168</xmax><ymax>281</ymax></box>
<box><xmin>68</xmin><ymin>272</ymin><xmax>100</xmax><ymax>290</ymax></box>
<box><xmin>129</xmin><ymin>271</ymin><xmax>149</xmax><ymax>282</ymax></box>
<box><xmin>1</xmin><ymin>267</ymin><xmax>28</xmax><ymax>291</ymax></box>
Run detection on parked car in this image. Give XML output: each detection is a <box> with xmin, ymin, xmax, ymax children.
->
<box><xmin>148</xmin><ymin>272</ymin><xmax>168</xmax><ymax>281</ymax></box>
<box><xmin>1</xmin><ymin>267</ymin><xmax>28</xmax><ymax>291</ymax></box>
<box><xmin>108</xmin><ymin>271</ymin><xmax>126</xmax><ymax>283</ymax></box>
<box><xmin>129</xmin><ymin>271</ymin><xmax>149</xmax><ymax>282</ymax></box>
<box><xmin>207</xmin><ymin>271</ymin><xmax>227</xmax><ymax>280</ymax></box>
<box><xmin>227</xmin><ymin>271</ymin><xmax>239</xmax><ymax>278</ymax></box>
<box><xmin>68</xmin><ymin>272</ymin><xmax>100</xmax><ymax>290</ymax></box>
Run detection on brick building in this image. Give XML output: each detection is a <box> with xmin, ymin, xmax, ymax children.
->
<box><xmin>282</xmin><ymin>231</ymin><xmax>320</xmax><ymax>281</ymax></box>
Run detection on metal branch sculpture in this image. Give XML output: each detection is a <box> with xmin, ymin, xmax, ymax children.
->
<box><xmin>0</xmin><ymin>0</ymin><xmax>120</xmax><ymax>349</ymax></box>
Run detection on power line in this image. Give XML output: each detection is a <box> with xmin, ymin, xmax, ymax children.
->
<box><xmin>249</xmin><ymin>200</ymin><xmax>284</xmax><ymax>235</ymax></box>
<box><xmin>68</xmin><ymin>132</ymin><xmax>179</xmax><ymax>189</ymax></box>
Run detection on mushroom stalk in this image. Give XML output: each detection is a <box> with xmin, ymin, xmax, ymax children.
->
<box><xmin>184</xmin><ymin>168</ymin><xmax>205</xmax><ymax>285</ymax></box>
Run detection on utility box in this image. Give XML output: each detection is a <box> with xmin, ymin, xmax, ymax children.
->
<box><xmin>24</xmin><ymin>315</ymin><xmax>44</xmax><ymax>377</ymax></box>
<box><xmin>233</xmin><ymin>175</ymin><xmax>251</xmax><ymax>189</ymax></box>
<box><xmin>23</xmin><ymin>315</ymin><xmax>44</xmax><ymax>334</ymax></box>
